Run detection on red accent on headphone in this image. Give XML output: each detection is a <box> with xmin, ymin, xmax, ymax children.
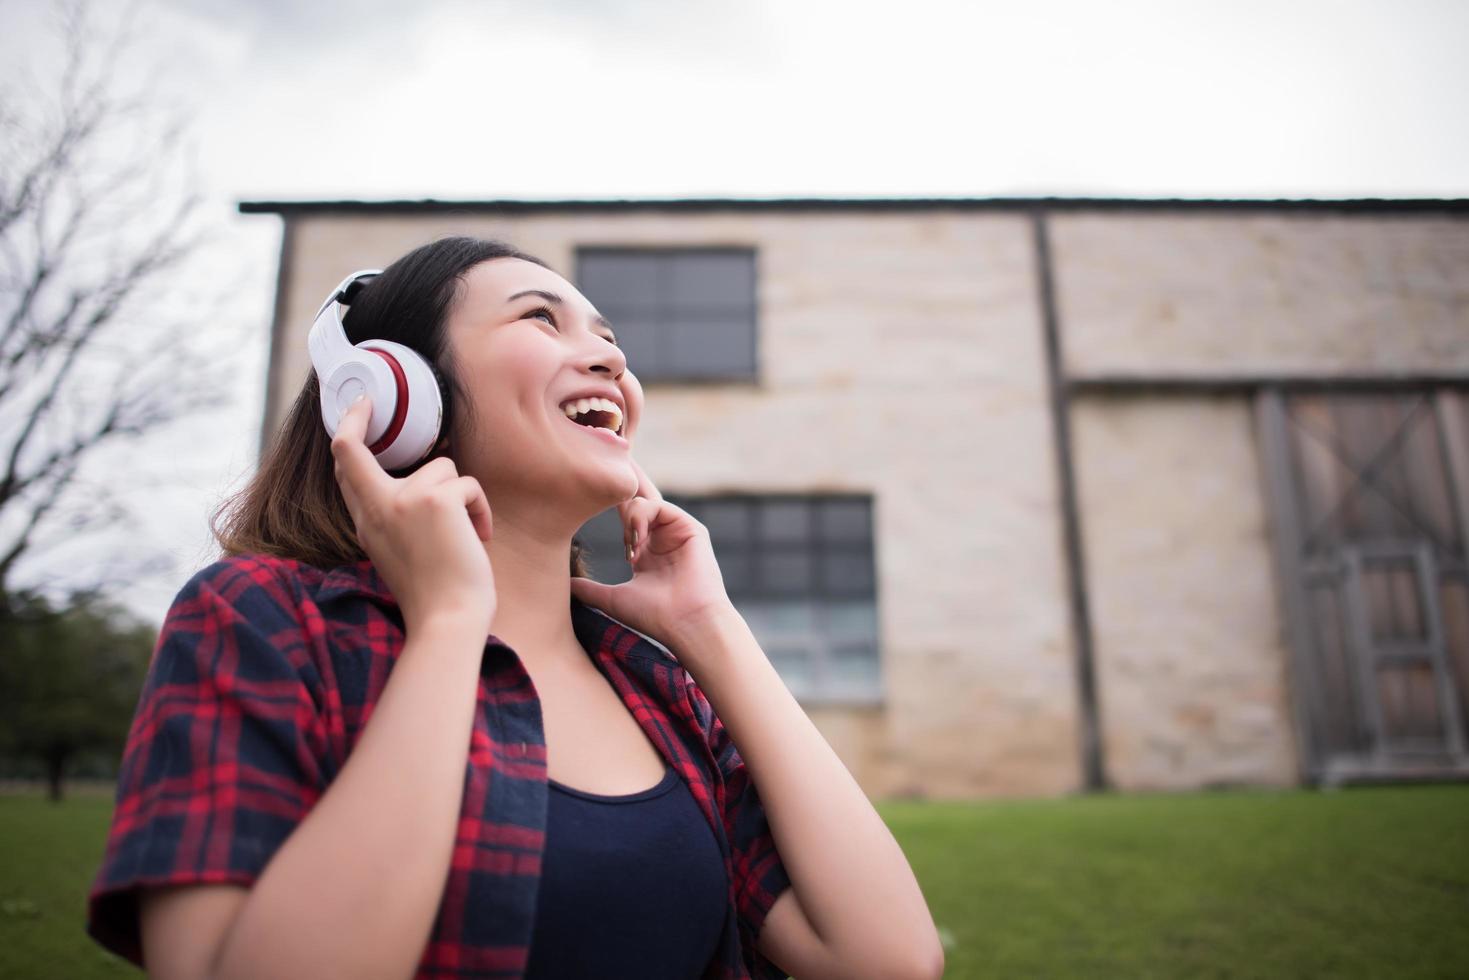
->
<box><xmin>366</xmin><ymin>348</ymin><xmax>409</xmax><ymax>456</ymax></box>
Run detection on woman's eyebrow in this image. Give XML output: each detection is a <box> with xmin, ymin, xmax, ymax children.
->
<box><xmin>506</xmin><ymin>289</ymin><xmax>617</xmax><ymax>334</ymax></box>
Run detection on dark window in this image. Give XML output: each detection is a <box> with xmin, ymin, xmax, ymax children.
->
<box><xmin>575</xmin><ymin>247</ymin><xmax>757</xmax><ymax>382</ymax></box>
<box><xmin>575</xmin><ymin>493</ymin><xmax>881</xmax><ymax>703</ymax></box>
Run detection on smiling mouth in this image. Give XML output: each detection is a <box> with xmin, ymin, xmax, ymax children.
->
<box><xmin>558</xmin><ymin>398</ymin><xmax>624</xmax><ymax>437</ymax></box>
<box><xmin>559</xmin><ymin>412</ymin><xmax>629</xmax><ymax>445</ymax></box>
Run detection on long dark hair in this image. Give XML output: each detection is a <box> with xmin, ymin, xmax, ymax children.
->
<box><xmin>210</xmin><ymin>235</ymin><xmax>592</xmax><ymax>576</ymax></box>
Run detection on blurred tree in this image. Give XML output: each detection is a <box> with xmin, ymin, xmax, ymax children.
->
<box><xmin>0</xmin><ymin>586</ymin><xmax>155</xmax><ymax>801</ymax></box>
<box><xmin>0</xmin><ymin>0</ymin><xmax>234</xmax><ymax>607</ymax></box>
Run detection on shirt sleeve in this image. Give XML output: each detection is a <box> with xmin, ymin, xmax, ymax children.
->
<box><xmin>85</xmin><ymin>555</ymin><xmax>329</xmax><ymax>970</ymax></box>
<box><xmin>685</xmin><ymin>672</ymin><xmax>794</xmax><ymax>980</ymax></box>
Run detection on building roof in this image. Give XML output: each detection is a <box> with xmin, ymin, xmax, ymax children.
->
<box><xmin>237</xmin><ymin>195</ymin><xmax>1469</xmax><ymax>216</ymax></box>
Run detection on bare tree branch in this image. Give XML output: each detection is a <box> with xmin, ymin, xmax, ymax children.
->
<box><xmin>0</xmin><ymin>457</ymin><xmax>82</xmax><ymax>586</ymax></box>
<box><xmin>0</xmin><ymin>0</ymin><xmax>234</xmax><ymax>600</ymax></box>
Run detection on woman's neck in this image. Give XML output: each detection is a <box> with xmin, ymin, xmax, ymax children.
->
<box><xmin>481</xmin><ymin>509</ymin><xmax>583</xmax><ymax>670</ymax></box>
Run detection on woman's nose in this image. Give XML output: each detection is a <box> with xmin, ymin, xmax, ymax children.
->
<box><xmin>581</xmin><ymin>334</ymin><xmax>627</xmax><ymax>377</ymax></box>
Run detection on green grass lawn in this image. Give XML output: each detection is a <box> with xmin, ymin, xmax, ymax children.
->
<box><xmin>1</xmin><ymin>782</ymin><xmax>1465</xmax><ymax>978</ymax></box>
<box><xmin>889</xmin><ymin>783</ymin><xmax>1469</xmax><ymax>979</ymax></box>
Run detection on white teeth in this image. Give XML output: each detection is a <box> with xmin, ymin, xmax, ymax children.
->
<box><xmin>559</xmin><ymin>395</ymin><xmax>623</xmax><ymax>434</ymax></box>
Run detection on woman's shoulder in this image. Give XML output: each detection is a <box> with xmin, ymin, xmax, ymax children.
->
<box><xmin>165</xmin><ymin>552</ymin><xmax>355</xmax><ymax>637</ymax></box>
<box><xmin>149</xmin><ymin>554</ymin><xmax>337</xmax><ymax>700</ymax></box>
<box><xmin>168</xmin><ymin>551</ymin><xmax>280</xmax><ymax>600</ymax></box>
<box><xmin>179</xmin><ymin>551</ymin><xmax>358</xmax><ymax>602</ymax></box>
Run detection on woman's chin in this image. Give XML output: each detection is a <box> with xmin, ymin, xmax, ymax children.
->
<box><xmin>565</xmin><ymin>453</ymin><xmax>638</xmax><ymax>505</ymax></box>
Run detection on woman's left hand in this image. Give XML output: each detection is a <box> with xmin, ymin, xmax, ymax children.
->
<box><xmin>568</xmin><ymin>456</ymin><xmax>737</xmax><ymax>657</ymax></box>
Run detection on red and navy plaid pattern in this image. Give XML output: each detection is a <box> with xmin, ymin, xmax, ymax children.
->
<box><xmin>86</xmin><ymin>553</ymin><xmax>793</xmax><ymax>979</ymax></box>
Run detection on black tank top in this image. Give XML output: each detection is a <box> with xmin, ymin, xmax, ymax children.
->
<box><xmin>522</xmin><ymin>763</ymin><xmax>730</xmax><ymax>979</ymax></box>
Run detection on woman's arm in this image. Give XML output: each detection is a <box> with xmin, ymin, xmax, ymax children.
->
<box><xmin>189</xmin><ymin>612</ymin><xmax>486</xmax><ymax>980</ymax></box>
<box><xmin>668</xmin><ymin>608</ymin><xmax>945</xmax><ymax>980</ymax></box>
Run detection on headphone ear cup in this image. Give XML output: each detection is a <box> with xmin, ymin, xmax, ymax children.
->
<box><xmin>357</xmin><ymin>339</ymin><xmax>443</xmax><ymax>471</ymax></box>
<box><xmin>433</xmin><ymin>368</ymin><xmax>452</xmax><ymax>441</ymax></box>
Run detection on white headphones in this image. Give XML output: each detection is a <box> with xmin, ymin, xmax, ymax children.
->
<box><xmin>307</xmin><ymin>269</ymin><xmax>445</xmax><ymax>471</ymax></box>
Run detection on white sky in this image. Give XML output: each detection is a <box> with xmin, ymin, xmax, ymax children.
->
<box><xmin>3</xmin><ymin>0</ymin><xmax>1467</xmax><ymax>625</ymax></box>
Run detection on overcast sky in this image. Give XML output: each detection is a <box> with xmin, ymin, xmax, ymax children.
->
<box><xmin>4</xmin><ymin>0</ymin><xmax>1467</xmax><ymax>625</ymax></box>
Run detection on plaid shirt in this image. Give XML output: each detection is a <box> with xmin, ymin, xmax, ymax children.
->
<box><xmin>86</xmin><ymin>554</ymin><xmax>793</xmax><ymax>979</ymax></box>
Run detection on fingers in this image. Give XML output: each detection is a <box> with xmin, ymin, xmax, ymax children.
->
<box><xmin>622</xmin><ymin>495</ymin><xmax>659</xmax><ymax>563</ymax></box>
<box><xmin>619</xmin><ymin>457</ymin><xmax>662</xmax><ymax>563</ymax></box>
<box><xmin>335</xmin><ymin>457</ymin><xmax>365</xmax><ymax>528</ymax></box>
<box><xmin>616</xmin><ymin>458</ymin><xmax>660</xmax><ymax>517</ymax></box>
<box><xmin>330</xmin><ymin>396</ymin><xmax>491</xmax><ymax>547</ymax></box>
<box><xmin>453</xmin><ymin>475</ymin><xmax>494</xmax><ymax>542</ymax></box>
<box><xmin>413</xmin><ymin>458</ymin><xmax>487</xmax><ymax>539</ymax></box>
<box><xmin>628</xmin><ymin>456</ymin><xmax>662</xmax><ymax>505</ymax></box>
<box><xmin>330</xmin><ymin>396</ymin><xmax>393</xmax><ymax>502</ymax></box>
<box><xmin>411</xmin><ymin>455</ymin><xmax>460</xmax><ymax>486</ymax></box>
<box><xmin>569</xmin><ymin>574</ymin><xmax>617</xmax><ymax>616</ymax></box>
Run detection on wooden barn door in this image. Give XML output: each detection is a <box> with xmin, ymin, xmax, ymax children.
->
<box><xmin>1258</xmin><ymin>386</ymin><xmax>1469</xmax><ymax>786</ymax></box>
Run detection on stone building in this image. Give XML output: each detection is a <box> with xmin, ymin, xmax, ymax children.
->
<box><xmin>239</xmin><ymin>196</ymin><xmax>1469</xmax><ymax>800</ymax></box>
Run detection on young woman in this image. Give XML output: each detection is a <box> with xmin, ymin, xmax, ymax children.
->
<box><xmin>84</xmin><ymin>236</ymin><xmax>943</xmax><ymax>979</ymax></box>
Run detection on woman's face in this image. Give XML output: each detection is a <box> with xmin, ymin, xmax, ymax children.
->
<box><xmin>442</xmin><ymin>257</ymin><xmax>643</xmax><ymax>515</ymax></box>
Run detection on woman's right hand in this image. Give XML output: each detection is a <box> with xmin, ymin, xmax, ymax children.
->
<box><xmin>330</xmin><ymin>394</ymin><xmax>497</xmax><ymax>639</ymax></box>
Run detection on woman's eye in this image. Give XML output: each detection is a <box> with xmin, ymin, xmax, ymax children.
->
<box><xmin>525</xmin><ymin>306</ymin><xmax>617</xmax><ymax>346</ymax></box>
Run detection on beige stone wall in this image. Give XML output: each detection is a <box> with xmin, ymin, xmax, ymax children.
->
<box><xmin>270</xmin><ymin>208</ymin><xmax>1083</xmax><ymax>800</ymax></box>
<box><xmin>1050</xmin><ymin>212</ymin><xmax>1469</xmax><ymax>377</ymax></box>
<box><xmin>259</xmin><ymin>203</ymin><xmax>1466</xmax><ymax>799</ymax></box>
<box><xmin>1071</xmin><ymin>394</ymin><xmax>1300</xmax><ymax>790</ymax></box>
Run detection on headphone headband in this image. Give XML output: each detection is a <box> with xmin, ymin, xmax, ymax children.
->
<box><xmin>313</xmin><ymin>268</ymin><xmax>382</xmax><ymax>322</ymax></box>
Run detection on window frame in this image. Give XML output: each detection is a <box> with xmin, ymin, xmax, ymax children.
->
<box><xmin>575</xmin><ymin>492</ymin><xmax>883</xmax><ymax>705</ymax></box>
<box><xmin>573</xmin><ymin>245</ymin><xmax>760</xmax><ymax>384</ymax></box>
